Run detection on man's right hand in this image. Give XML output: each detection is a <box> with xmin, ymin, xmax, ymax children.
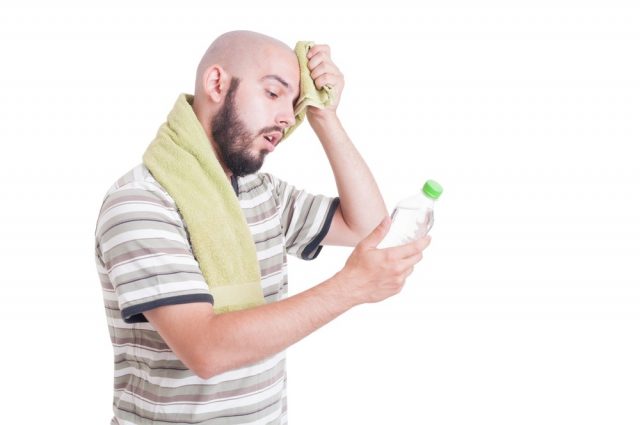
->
<box><xmin>333</xmin><ymin>217</ymin><xmax>431</xmax><ymax>306</ymax></box>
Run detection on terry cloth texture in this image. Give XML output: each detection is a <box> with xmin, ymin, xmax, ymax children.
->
<box><xmin>283</xmin><ymin>41</ymin><xmax>335</xmax><ymax>139</ymax></box>
<box><xmin>143</xmin><ymin>93</ymin><xmax>264</xmax><ymax>313</ymax></box>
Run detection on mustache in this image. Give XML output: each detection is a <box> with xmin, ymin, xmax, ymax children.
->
<box><xmin>257</xmin><ymin>126</ymin><xmax>284</xmax><ymax>136</ymax></box>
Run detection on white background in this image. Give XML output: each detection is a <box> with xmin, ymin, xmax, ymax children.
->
<box><xmin>1</xmin><ymin>1</ymin><xmax>639</xmax><ymax>423</ymax></box>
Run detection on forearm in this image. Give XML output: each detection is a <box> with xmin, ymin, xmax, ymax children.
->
<box><xmin>309</xmin><ymin>112</ymin><xmax>388</xmax><ymax>235</ymax></box>
<box><xmin>199</xmin><ymin>274</ymin><xmax>354</xmax><ymax>377</ymax></box>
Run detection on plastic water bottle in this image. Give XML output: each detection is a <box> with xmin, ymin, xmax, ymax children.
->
<box><xmin>378</xmin><ymin>180</ymin><xmax>443</xmax><ymax>248</ymax></box>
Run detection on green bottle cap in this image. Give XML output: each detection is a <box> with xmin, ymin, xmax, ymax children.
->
<box><xmin>422</xmin><ymin>179</ymin><xmax>443</xmax><ymax>199</ymax></box>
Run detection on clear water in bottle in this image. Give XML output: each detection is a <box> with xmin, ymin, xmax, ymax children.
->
<box><xmin>378</xmin><ymin>180</ymin><xmax>442</xmax><ymax>249</ymax></box>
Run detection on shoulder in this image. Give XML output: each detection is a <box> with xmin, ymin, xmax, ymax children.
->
<box><xmin>101</xmin><ymin>164</ymin><xmax>175</xmax><ymax>206</ymax></box>
<box><xmin>95</xmin><ymin>164</ymin><xmax>181</xmax><ymax>239</ymax></box>
<box><xmin>104</xmin><ymin>164</ymin><xmax>173</xmax><ymax>202</ymax></box>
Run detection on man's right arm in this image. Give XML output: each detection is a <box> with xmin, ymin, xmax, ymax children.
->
<box><xmin>144</xmin><ymin>217</ymin><xmax>430</xmax><ymax>379</ymax></box>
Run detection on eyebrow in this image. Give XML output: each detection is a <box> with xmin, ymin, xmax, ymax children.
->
<box><xmin>261</xmin><ymin>74</ymin><xmax>290</xmax><ymax>90</ymax></box>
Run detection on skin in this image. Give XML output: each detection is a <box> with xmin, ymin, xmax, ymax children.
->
<box><xmin>144</xmin><ymin>31</ymin><xmax>431</xmax><ymax>379</ymax></box>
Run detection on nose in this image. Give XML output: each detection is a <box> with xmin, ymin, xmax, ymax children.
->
<box><xmin>276</xmin><ymin>105</ymin><xmax>296</xmax><ymax>129</ymax></box>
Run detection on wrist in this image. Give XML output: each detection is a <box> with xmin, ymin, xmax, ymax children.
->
<box><xmin>307</xmin><ymin>111</ymin><xmax>346</xmax><ymax>147</ymax></box>
<box><xmin>322</xmin><ymin>271</ymin><xmax>359</xmax><ymax>311</ymax></box>
<box><xmin>307</xmin><ymin>108</ymin><xmax>340</xmax><ymax>128</ymax></box>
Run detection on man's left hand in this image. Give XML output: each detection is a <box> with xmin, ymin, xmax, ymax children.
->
<box><xmin>306</xmin><ymin>44</ymin><xmax>344</xmax><ymax>120</ymax></box>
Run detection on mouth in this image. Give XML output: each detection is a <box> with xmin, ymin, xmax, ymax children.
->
<box><xmin>262</xmin><ymin>132</ymin><xmax>283</xmax><ymax>152</ymax></box>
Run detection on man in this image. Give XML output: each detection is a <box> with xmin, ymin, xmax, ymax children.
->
<box><xmin>95</xmin><ymin>31</ymin><xmax>430</xmax><ymax>424</ymax></box>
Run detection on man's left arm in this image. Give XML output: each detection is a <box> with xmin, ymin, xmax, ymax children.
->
<box><xmin>305</xmin><ymin>44</ymin><xmax>388</xmax><ymax>247</ymax></box>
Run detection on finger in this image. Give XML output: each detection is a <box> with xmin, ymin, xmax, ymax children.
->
<box><xmin>307</xmin><ymin>53</ymin><xmax>332</xmax><ymax>71</ymax></box>
<box><xmin>309</xmin><ymin>62</ymin><xmax>330</xmax><ymax>79</ymax></box>
<box><xmin>309</xmin><ymin>62</ymin><xmax>338</xmax><ymax>80</ymax></box>
<box><xmin>382</xmin><ymin>235</ymin><xmax>431</xmax><ymax>259</ymax></box>
<box><xmin>313</xmin><ymin>74</ymin><xmax>340</xmax><ymax>91</ymax></box>
<box><xmin>392</xmin><ymin>252</ymin><xmax>423</xmax><ymax>273</ymax></box>
<box><xmin>308</xmin><ymin>57</ymin><xmax>339</xmax><ymax>78</ymax></box>
<box><xmin>418</xmin><ymin>235</ymin><xmax>432</xmax><ymax>250</ymax></box>
<box><xmin>307</xmin><ymin>44</ymin><xmax>330</xmax><ymax>59</ymax></box>
<box><xmin>360</xmin><ymin>216</ymin><xmax>391</xmax><ymax>249</ymax></box>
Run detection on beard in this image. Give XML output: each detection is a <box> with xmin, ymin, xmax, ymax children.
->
<box><xmin>211</xmin><ymin>77</ymin><xmax>276</xmax><ymax>177</ymax></box>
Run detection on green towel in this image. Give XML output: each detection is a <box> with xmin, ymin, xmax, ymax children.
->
<box><xmin>283</xmin><ymin>41</ymin><xmax>335</xmax><ymax>139</ymax></box>
<box><xmin>143</xmin><ymin>94</ymin><xmax>265</xmax><ymax>314</ymax></box>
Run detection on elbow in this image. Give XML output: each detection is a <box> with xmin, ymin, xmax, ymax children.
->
<box><xmin>181</xmin><ymin>319</ymin><xmax>231</xmax><ymax>379</ymax></box>
<box><xmin>188</xmin><ymin>349</ymin><xmax>228</xmax><ymax>380</ymax></box>
<box><xmin>189</xmin><ymin>354</ymin><xmax>215</xmax><ymax>379</ymax></box>
<box><xmin>188</xmin><ymin>346</ymin><xmax>240</xmax><ymax>380</ymax></box>
<box><xmin>190</xmin><ymin>357</ymin><xmax>224</xmax><ymax>380</ymax></box>
<box><xmin>192</xmin><ymin>365</ymin><xmax>218</xmax><ymax>380</ymax></box>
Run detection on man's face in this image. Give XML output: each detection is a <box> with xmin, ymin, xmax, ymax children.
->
<box><xmin>210</xmin><ymin>48</ymin><xmax>300</xmax><ymax>177</ymax></box>
<box><xmin>210</xmin><ymin>78</ymin><xmax>279</xmax><ymax>176</ymax></box>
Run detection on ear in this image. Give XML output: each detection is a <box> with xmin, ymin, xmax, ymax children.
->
<box><xmin>202</xmin><ymin>65</ymin><xmax>230</xmax><ymax>103</ymax></box>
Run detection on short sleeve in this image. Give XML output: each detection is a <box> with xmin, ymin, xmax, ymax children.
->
<box><xmin>95</xmin><ymin>185</ymin><xmax>212</xmax><ymax>323</ymax></box>
<box><xmin>263</xmin><ymin>174</ymin><xmax>340</xmax><ymax>260</ymax></box>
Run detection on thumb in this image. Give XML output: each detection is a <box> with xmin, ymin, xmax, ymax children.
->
<box><xmin>360</xmin><ymin>216</ymin><xmax>391</xmax><ymax>249</ymax></box>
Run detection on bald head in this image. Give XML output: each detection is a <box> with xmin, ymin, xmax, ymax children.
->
<box><xmin>191</xmin><ymin>31</ymin><xmax>300</xmax><ymax>172</ymax></box>
<box><xmin>194</xmin><ymin>31</ymin><xmax>297</xmax><ymax>98</ymax></box>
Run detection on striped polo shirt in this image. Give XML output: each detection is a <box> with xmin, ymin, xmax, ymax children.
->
<box><xmin>94</xmin><ymin>164</ymin><xmax>339</xmax><ymax>424</ymax></box>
